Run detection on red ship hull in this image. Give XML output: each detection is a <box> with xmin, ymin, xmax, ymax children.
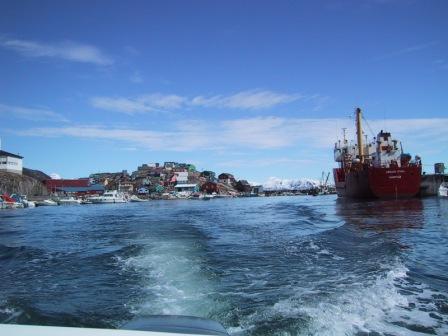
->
<box><xmin>333</xmin><ymin>165</ymin><xmax>421</xmax><ymax>199</ymax></box>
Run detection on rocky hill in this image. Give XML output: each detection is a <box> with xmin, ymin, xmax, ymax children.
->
<box><xmin>23</xmin><ymin>168</ymin><xmax>51</xmax><ymax>182</ymax></box>
<box><xmin>0</xmin><ymin>171</ymin><xmax>48</xmax><ymax>196</ymax></box>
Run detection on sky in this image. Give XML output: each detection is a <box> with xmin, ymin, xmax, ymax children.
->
<box><xmin>0</xmin><ymin>0</ymin><xmax>447</xmax><ymax>183</ymax></box>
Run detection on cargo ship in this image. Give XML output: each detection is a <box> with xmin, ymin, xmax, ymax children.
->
<box><xmin>333</xmin><ymin>108</ymin><xmax>421</xmax><ymax>199</ymax></box>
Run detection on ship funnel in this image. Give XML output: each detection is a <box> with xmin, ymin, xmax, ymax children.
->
<box><xmin>355</xmin><ymin>107</ymin><xmax>364</xmax><ymax>163</ymax></box>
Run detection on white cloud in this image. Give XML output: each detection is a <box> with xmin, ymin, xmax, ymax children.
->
<box><xmin>0</xmin><ymin>103</ymin><xmax>68</xmax><ymax>122</ymax></box>
<box><xmin>91</xmin><ymin>90</ymin><xmax>304</xmax><ymax>114</ymax></box>
<box><xmin>0</xmin><ymin>37</ymin><xmax>113</xmax><ymax>65</ymax></box>
<box><xmin>217</xmin><ymin>158</ymin><xmax>315</xmax><ymax>168</ymax></box>
<box><xmin>91</xmin><ymin>94</ymin><xmax>186</xmax><ymax>114</ymax></box>
<box><xmin>191</xmin><ymin>90</ymin><xmax>303</xmax><ymax>109</ymax></box>
<box><xmin>372</xmin><ymin>41</ymin><xmax>438</xmax><ymax>62</ymax></box>
<box><xmin>14</xmin><ymin>117</ymin><xmax>448</xmax><ymax>157</ymax></box>
<box><xmin>143</xmin><ymin>93</ymin><xmax>186</xmax><ymax>109</ymax></box>
<box><xmin>90</xmin><ymin>97</ymin><xmax>156</xmax><ymax>114</ymax></box>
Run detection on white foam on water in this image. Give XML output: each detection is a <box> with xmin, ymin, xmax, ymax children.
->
<box><xmin>117</xmin><ymin>238</ymin><xmax>222</xmax><ymax>319</ymax></box>
<box><xmin>0</xmin><ymin>300</ymin><xmax>22</xmax><ymax>323</ymax></box>
<box><xmin>306</xmin><ymin>239</ymin><xmax>345</xmax><ymax>261</ymax></box>
<box><xmin>273</xmin><ymin>261</ymin><xmax>447</xmax><ymax>335</ymax></box>
<box><xmin>222</xmin><ymin>260</ymin><xmax>447</xmax><ymax>335</ymax></box>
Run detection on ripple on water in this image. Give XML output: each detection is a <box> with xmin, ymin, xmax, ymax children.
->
<box><xmin>0</xmin><ymin>196</ymin><xmax>447</xmax><ymax>335</ymax></box>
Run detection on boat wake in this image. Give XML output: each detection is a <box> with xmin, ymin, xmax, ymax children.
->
<box><xmin>115</xmin><ymin>232</ymin><xmax>222</xmax><ymax>319</ymax></box>
<box><xmin>227</xmin><ymin>259</ymin><xmax>448</xmax><ymax>335</ymax></box>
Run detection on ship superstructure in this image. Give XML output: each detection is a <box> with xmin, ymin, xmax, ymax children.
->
<box><xmin>333</xmin><ymin>108</ymin><xmax>421</xmax><ymax>199</ymax></box>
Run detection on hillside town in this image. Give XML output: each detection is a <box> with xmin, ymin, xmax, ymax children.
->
<box><xmin>50</xmin><ymin>161</ymin><xmax>266</xmax><ymax>199</ymax></box>
<box><xmin>1</xmin><ymin>146</ymin><xmax>330</xmax><ymax>207</ymax></box>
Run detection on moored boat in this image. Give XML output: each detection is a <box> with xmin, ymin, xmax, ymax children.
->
<box><xmin>0</xmin><ymin>194</ymin><xmax>24</xmax><ymax>208</ymax></box>
<box><xmin>19</xmin><ymin>195</ymin><xmax>36</xmax><ymax>208</ymax></box>
<box><xmin>35</xmin><ymin>199</ymin><xmax>58</xmax><ymax>206</ymax></box>
<box><xmin>11</xmin><ymin>194</ymin><xmax>33</xmax><ymax>208</ymax></box>
<box><xmin>58</xmin><ymin>196</ymin><xmax>82</xmax><ymax>205</ymax></box>
<box><xmin>333</xmin><ymin>108</ymin><xmax>421</xmax><ymax>199</ymax></box>
<box><xmin>89</xmin><ymin>190</ymin><xmax>127</xmax><ymax>204</ymax></box>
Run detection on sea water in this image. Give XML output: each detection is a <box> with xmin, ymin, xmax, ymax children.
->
<box><xmin>0</xmin><ymin>196</ymin><xmax>447</xmax><ymax>335</ymax></box>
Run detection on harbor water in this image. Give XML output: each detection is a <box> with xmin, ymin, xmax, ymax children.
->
<box><xmin>0</xmin><ymin>196</ymin><xmax>447</xmax><ymax>335</ymax></box>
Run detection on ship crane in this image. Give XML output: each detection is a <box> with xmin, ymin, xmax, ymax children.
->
<box><xmin>324</xmin><ymin>172</ymin><xmax>330</xmax><ymax>187</ymax></box>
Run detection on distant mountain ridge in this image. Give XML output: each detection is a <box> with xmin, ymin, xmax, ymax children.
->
<box><xmin>263</xmin><ymin>177</ymin><xmax>319</xmax><ymax>191</ymax></box>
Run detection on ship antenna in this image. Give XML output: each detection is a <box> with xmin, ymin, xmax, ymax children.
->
<box><xmin>355</xmin><ymin>107</ymin><xmax>364</xmax><ymax>163</ymax></box>
<box><xmin>342</xmin><ymin>128</ymin><xmax>347</xmax><ymax>144</ymax></box>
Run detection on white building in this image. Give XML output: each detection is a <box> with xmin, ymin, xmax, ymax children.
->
<box><xmin>0</xmin><ymin>150</ymin><xmax>23</xmax><ymax>175</ymax></box>
<box><xmin>176</xmin><ymin>172</ymin><xmax>189</xmax><ymax>183</ymax></box>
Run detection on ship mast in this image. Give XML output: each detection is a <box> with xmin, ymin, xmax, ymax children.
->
<box><xmin>355</xmin><ymin>107</ymin><xmax>364</xmax><ymax>163</ymax></box>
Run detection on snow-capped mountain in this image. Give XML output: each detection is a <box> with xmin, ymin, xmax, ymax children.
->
<box><xmin>263</xmin><ymin>177</ymin><xmax>319</xmax><ymax>191</ymax></box>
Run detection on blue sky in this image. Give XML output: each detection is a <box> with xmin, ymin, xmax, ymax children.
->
<box><xmin>0</xmin><ymin>0</ymin><xmax>447</xmax><ymax>183</ymax></box>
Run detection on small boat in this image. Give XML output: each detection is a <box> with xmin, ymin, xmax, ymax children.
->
<box><xmin>1</xmin><ymin>194</ymin><xmax>24</xmax><ymax>208</ymax></box>
<box><xmin>35</xmin><ymin>199</ymin><xmax>58</xmax><ymax>206</ymax></box>
<box><xmin>25</xmin><ymin>200</ymin><xmax>36</xmax><ymax>208</ymax></box>
<box><xmin>89</xmin><ymin>190</ymin><xmax>128</xmax><ymax>204</ymax></box>
<box><xmin>130</xmin><ymin>195</ymin><xmax>148</xmax><ymax>202</ymax></box>
<box><xmin>439</xmin><ymin>182</ymin><xmax>448</xmax><ymax>197</ymax></box>
<box><xmin>58</xmin><ymin>196</ymin><xmax>81</xmax><ymax>205</ymax></box>
<box><xmin>18</xmin><ymin>195</ymin><xmax>36</xmax><ymax>208</ymax></box>
<box><xmin>80</xmin><ymin>199</ymin><xmax>93</xmax><ymax>205</ymax></box>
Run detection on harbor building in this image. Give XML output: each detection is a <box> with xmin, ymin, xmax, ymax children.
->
<box><xmin>0</xmin><ymin>150</ymin><xmax>23</xmax><ymax>175</ymax></box>
<box><xmin>420</xmin><ymin>163</ymin><xmax>448</xmax><ymax>196</ymax></box>
<box><xmin>44</xmin><ymin>179</ymin><xmax>105</xmax><ymax>196</ymax></box>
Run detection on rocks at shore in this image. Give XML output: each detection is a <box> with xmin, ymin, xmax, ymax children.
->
<box><xmin>0</xmin><ymin>171</ymin><xmax>48</xmax><ymax>196</ymax></box>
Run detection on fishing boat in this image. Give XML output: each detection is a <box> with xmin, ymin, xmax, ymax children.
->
<box><xmin>439</xmin><ymin>182</ymin><xmax>448</xmax><ymax>197</ymax></box>
<box><xmin>333</xmin><ymin>108</ymin><xmax>421</xmax><ymax>199</ymax></box>
<box><xmin>89</xmin><ymin>190</ymin><xmax>127</xmax><ymax>204</ymax></box>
